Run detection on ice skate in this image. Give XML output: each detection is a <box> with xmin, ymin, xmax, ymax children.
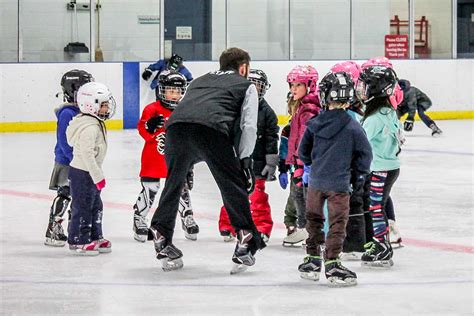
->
<box><xmin>261</xmin><ymin>233</ymin><xmax>270</xmax><ymax>243</ymax></box>
<box><xmin>93</xmin><ymin>238</ymin><xmax>112</xmax><ymax>253</ymax></box>
<box><xmin>220</xmin><ymin>230</ymin><xmax>235</xmax><ymax>242</ymax></box>
<box><xmin>231</xmin><ymin>230</ymin><xmax>256</xmax><ymax>275</ymax></box>
<box><xmin>133</xmin><ymin>212</ymin><xmax>148</xmax><ymax>243</ymax></box>
<box><xmin>178</xmin><ymin>192</ymin><xmax>199</xmax><ymax>241</ymax></box>
<box><xmin>388</xmin><ymin>219</ymin><xmax>403</xmax><ymax>248</ymax></box>
<box><xmin>180</xmin><ymin>212</ymin><xmax>199</xmax><ymax>241</ymax></box>
<box><xmin>361</xmin><ymin>238</ymin><xmax>394</xmax><ymax>268</ymax></box>
<box><xmin>324</xmin><ymin>259</ymin><xmax>357</xmax><ymax>287</ymax></box>
<box><xmin>69</xmin><ymin>241</ymin><xmax>99</xmax><ymax>256</ymax></box>
<box><xmin>149</xmin><ymin>227</ymin><xmax>184</xmax><ymax>271</ymax></box>
<box><xmin>44</xmin><ymin>220</ymin><xmax>67</xmax><ymax>247</ymax></box>
<box><xmin>282</xmin><ymin>228</ymin><xmax>308</xmax><ymax>247</ymax></box>
<box><xmin>298</xmin><ymin>255</ymin><xmax>322</xmax><ymax>281</ymax></box>
<box><xmin>429</xmin><ymin>123</ymin><xmax>443</xmax><ymax>137</ymax></box>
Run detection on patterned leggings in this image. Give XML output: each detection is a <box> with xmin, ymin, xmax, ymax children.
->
<box><xmin>368</xmin><ymin>169</ymin><xmax>400</xmax><ymax>241</ymax></box>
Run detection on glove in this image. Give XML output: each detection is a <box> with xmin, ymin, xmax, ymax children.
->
<box><xmin>145</xmin><ymin>115</ymin><xmax>165</xmax><ymax>134</ymax></box>
<box><xmin>186</xmin><ymin>168</ymin><xmax>194</xmax><ymax>190</ymax></box>
<box><xmin>292</xmin><ymin>166</ymin><xmax>304</xmax><ymax>187</ymax></box>
<box><xmin>96</xmin><ymin>179</ymin><xmax>106</xmax><ymax>191</ymax></box>
<box><xmin>261</xmin><ymin>154</ymin><xmax>278</xmax><ymax>181</ymax></box>
<box><xmin>404</xmin><ymin>119</ymin><xmax>414</xmax><ymax>132</ymax></box>
<box><xmin>302</xmin><ymin>165</ymin><xmax>311</xmax><ymax>186</ymax></box>
<box><xmin>142</xmin><ymin>69</ymin><xmax>153</xmax><ymax>81</ymax></box>
<box><xmin>240</xmin><ymin>157</ymin><xmax>255</xmax><ymax>194</ymax></box>
<box><xmin>279</xmin><ymin>172</ymin><xmax>288</xmax><ymax>189</ymax></box>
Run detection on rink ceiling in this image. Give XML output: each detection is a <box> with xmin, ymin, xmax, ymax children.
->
<box><xmin>1</xmin><ymin>120</ymin><xmax>473</xmax><ymax>315</ymax></box>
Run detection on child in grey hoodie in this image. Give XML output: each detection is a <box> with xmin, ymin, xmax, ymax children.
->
<box><xmin>66</xmin><ymin>82</ymin><xmax>115</xmax><ymax>256</ymax></box>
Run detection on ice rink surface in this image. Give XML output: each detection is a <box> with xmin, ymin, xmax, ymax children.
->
<box><xmin>1</xmin><ymin>120</ymin><xmax>473</xmax><ymax>315</ymax></box>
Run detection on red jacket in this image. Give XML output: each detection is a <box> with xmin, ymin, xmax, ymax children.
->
<box><xmin>138</xmin><ymin>101</ymin><xmax>172</xmax><ymax>179</ymax></box>
<box><xmin>286</xmin><ymin>93</ymin><xmax>321</xmax><ymax>166</ymax></box>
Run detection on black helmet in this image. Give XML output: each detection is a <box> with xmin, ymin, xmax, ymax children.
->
<box><xmin>167</xmin><ymin>54</ymin><xmax>184</xmax><ymax>71</ymax></box>
<box><xmin>61</xmin><ymin>69</ymin><xmax>94</xmax><ymax>103</ymax></box>
<box><xmin>157</xmin><ymin>70</ymin><xmax>187</xmax><ymax>110</ymax></box>
<box><xmin>248</xmin><ymin>69</ymin><xmax>271</xmax><ymax>101</ymax></box>
<box><xmin>318</xmin><ymin>71</ymin><xmax>355</xmax><ymax>107</ymax></box>
<box><xmin>358</xmin><ymin>66</ymin><xmax>398</xmax><ymax>102</ymax></box>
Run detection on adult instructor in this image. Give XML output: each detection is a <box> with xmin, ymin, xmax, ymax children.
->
<box><xmin>148</xmin><ymin>47</ymin><xmax>265</xmax><ymax>271</ymax></box>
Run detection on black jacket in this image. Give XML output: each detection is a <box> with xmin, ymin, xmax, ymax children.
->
<box><xmin>398</xmin><ymin>79</ymin><xmax>432</xmax><ymax>119</ymax></box>
<box><xmin>299</xmin><ymin>109</ymin><xmax>372</xmax><ymax>193</ymax></box>
<box><xmin>252</xmin><ymin>99</ymin><xmax>279</xmax><ymax>176</ymax></box>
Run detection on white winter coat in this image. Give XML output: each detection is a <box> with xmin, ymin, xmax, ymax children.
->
<box><xmin>66</xmin><ymin>114</ymin><xmax>108</xmax><ymax>184</ymax></box>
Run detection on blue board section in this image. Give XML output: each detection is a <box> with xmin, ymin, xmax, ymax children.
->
<box><xmin>123</xmin><ymin>62</ymin><xmax>140</xmax><ymax>129</ymax></box>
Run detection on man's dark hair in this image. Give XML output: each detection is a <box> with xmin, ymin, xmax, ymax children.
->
<box><xmin>219</xmin><ymin>47</ymin><xmax>251</xmax><ymax>71</ymax></box>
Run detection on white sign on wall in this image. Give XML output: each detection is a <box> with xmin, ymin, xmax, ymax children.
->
<box><xmin>138</xmin><ymin>15</ymin><xmax>160</xmax><ymax>24</ymax></box>
<box><xmin>176</xmin><ymin>26</ymin><xmax>192</xmax><ymax>40</ymax></box>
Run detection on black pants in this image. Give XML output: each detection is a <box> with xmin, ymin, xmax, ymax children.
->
<box><xmin>150</xmin><ymin>123</ymin><xmax>264</xmax><ymax>251</ymax></box>
<box><xmin>343</xmin><ymin>177</ymin><xmax>370</xmax><ymax>252</ymax></box>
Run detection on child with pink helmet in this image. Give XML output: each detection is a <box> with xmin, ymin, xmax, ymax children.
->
<box><xmin>361</xmin><ymin>57</ymin><xmax>404</xmax><ymax>109</ymax></box>
<box><xmin>280</xmin><ymin>65</ymin><xmax>321</xmax><ymax>247</ymax></box>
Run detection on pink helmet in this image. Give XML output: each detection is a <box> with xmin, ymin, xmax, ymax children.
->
<box><xmin>331</xmin><ymin>61</ymin><xmax>362</xmax><ymax>85</ymax></box>
<box><xmin>287</xmin><ymin>65</ymin><xmax>319</xmax><ymax>93</ymax></box>
<box><xmin>361</xmin><ymin>56</ymin><xmax>393</xmax><ymax>70</ymax></box>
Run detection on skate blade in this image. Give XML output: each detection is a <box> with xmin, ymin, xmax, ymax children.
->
<box><xmin>361</xmin><ymin>259</ymin><xmax>394</xmax><ymax>268</ymax></box>
<box><xmin>44</xmin><ymin>238</ymin><xmax>66</xmax><ymax>247</ymax></box>
<box><xmin>161</xmin><ymin>258</ymin><xmax>184</xmax><ymax>271</ymax></box>
<box><xmin>69</xmin><ymin>249</ymin><xmax>100</xmax><ymax>256</ymax></box>
<box><xmin>339</xmin><ymin>252</ymin><xmax>363</xmax><ymax>261</ymax></box>
<box><xmin>327</xmin><ymin>277</ymin><xmax>357</xmax><ymax>287</ymax></box>
<box><xmin>300</xmin><ymin>271</ymin><xmax>320</xmax><ymax>281</ymax></box>
<box><xmin>230</xmin><ymin>264</ymin><xmax>248</xmax><ymax>275</ymax></box>
<box><xmin>133</xmin><ymin>233</ymin><xmax>147</xmax><ymax>243</ymax></box>
<box><xmin>282</xmin><ymin>241</ymin><xmax>304</xmax><ymax>248</ymax></box>
<box><xmin>98</xmin><ymin>247</ymin><xmax>112</xmax><ymax>254</ymax></box>
<box><xmin>391</xmin><ymin>242</ymin><xmax>404</xmax><ymax>249</ymax></box>
<box><xmin>222</xmin><ymin>235</ymin><xmax>235</xmax><ymax>242</ymax></box>
<box><xmin>184</xmin><ymin>232</ymin><xmax>198</xmax><ymax>241</ymax></box>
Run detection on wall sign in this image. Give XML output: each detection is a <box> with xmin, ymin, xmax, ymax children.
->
<box><xmin>385</xmin><ymin>34</ymin><xmax>409</xmax><ymax>59</ymax></box>
<box><xmin>176</xmin><ymin>26</ymin><xmax>192</xmax><ymax>40</ymax></box>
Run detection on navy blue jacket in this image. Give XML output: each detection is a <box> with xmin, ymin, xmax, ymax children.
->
<box><xmin>298</xmin><ymin>109</ymin><xmax>372</xmax><ymax>192</ymax></box>
<box><xmin>54</xmin><ymin>104</ymin><xmax>80</xmax><ymax>165</ymax></box>
<box><xmin>145</xmin><ymin>59</ymin><xmax>193</xmax><ymax>90</ymax></box>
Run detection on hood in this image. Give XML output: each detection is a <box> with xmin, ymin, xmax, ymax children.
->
<box><xmin>398</xmin><ymin>79</ymin><xmax>411</xmax><ymax>92</ymax></box>
<box><xmin>54</xmin><ymin>103</ymin><xmax>79</xmax><ymax>118</ymax></box>
<box><xmin>66</xmin><ymin>114</ymin><xmax>102</xmax><ymax>145</ymax></box>
<box><xmin>306</xmin><ymin>109</ymin><xmax>351</xmax><ymax>140</ymax></box>
<box><xmin>299</xmin><ymin>93</ymin><xmax>321</xmax><ymax>116</ymax></box>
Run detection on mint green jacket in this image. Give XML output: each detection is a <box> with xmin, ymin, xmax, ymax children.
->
<box><xmin>362</xmin><ymin>107</ymin><xmax>401</xmax><ymax>172</ymax></box>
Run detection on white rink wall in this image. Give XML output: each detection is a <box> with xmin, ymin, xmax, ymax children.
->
<box><xmin>1</xmin><ymin>59</ymin><xmax>473</xmax><ymax>125</ymax></box>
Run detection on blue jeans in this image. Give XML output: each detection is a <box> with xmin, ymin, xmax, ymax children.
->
<box><xmin>417</xmin><ymin>106</ymin><xmax>435</xmax><ymax>127</ymax></box>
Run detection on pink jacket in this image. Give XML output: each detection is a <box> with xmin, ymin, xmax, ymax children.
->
<box><xmin>286</xmin><ymin>93</ymin><xmax>321</xmax><ymax>166</ymax></box>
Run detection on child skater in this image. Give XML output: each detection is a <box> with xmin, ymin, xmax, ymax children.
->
<box><xmin>66</xmin><ymin>82</ymin><xmax>116</xmax><ymax>255</ymax></box>
<box><xmin>133</xmin><ymin>70</ymin><xmax>199</xmax><ymax>242</ymax></box>
<box><xmin>282</xmin><ymin>65</ymin><xmax>320</xmax><ymax>247</ymax></box>
<box><xmin>357</xmin><ymin>65</ymin><xmax>403</xmax><ymax>267</ymax></box>
<box><xmin>297</xmin><ymin>71</ymin><xmax>372</xmax><ymax>287</ymax></box>
<box><xmin>218</xmin><ymin>69</ymin><xmax>279</xmax><ymax>242</ymax></box>
<box><xmin>44</xmin><ymin>69</ymin><xmax>93</xmax><ymax>247</ymax></box>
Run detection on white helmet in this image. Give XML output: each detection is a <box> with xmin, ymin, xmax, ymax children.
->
<box><xmin>76</xmin><ymin>82</ymin><xmax>116</xmax><ymax>121</ymax></box>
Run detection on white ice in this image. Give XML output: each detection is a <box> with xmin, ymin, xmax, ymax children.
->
<box><xmin>1</xmin><ymin>120</ymin><xmax>473</xmax><ymax>315</ymax></box>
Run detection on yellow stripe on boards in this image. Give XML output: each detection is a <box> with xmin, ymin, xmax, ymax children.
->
<box><xmin>0</xmin><ymin>120</ymin><xmax>123</xmax><ymax>133</ymax></box>
<box><xmin>277</xmin><ymin>110</ymin><xmax>474</xmax><ymax>126</ymax></box>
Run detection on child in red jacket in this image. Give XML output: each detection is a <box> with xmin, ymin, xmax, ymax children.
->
<box><xmin>133</xmin><ymin>70</ymin><xmax>199</xmax><ymax>242</ymax></box>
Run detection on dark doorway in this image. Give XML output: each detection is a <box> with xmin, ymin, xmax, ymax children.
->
<box><xmin>164</xmin><ymin>0</ymin><xmax>212</xmax><ymax>60</ymax></box>
<box><xmin>457</xmin><ymin>0</ymin><xmax>474</xmax><ymax>58</ymax></box>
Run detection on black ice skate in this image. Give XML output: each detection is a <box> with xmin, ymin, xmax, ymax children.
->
<box><xmin>324</xmin><ymin>259</ymin><xmax>357</xmax><ymax>287</ymax></box>
<box><xmin>178</xmin><ymin>193</ymin><xmax>199</xmax><ymax>241</ymax></box>
<box><xmin>361</xmin><ymin>237</ymin><xmax>394</xmax><ymax>268</ymax></box>
<box><xmin>149</xmin><ymin>227</ymin><xmax>184</xmax><ymax>271</ymax></box>
<box><xmin>298</xmin><ymin>255</ymin><xmax>322</xmax><ymax>281</ymax></box>
<box><xmin>231</xmin><ymin>230</ymin><xmax>256</xmax><ymax>275</ymax></box>
<box><xmin>429</xmin><ymin>123</ymin><xmax>443</xmax><ymax>137</ymax></box>
<box><xmin>133</xmin><ymin>212</ymin><xmax>148</xmax><ymax>243</ymax></box>
<box><xmin>44</xmin><ymin>219</ymin><xmax>67</xmax><ymax>247</ymax></box>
